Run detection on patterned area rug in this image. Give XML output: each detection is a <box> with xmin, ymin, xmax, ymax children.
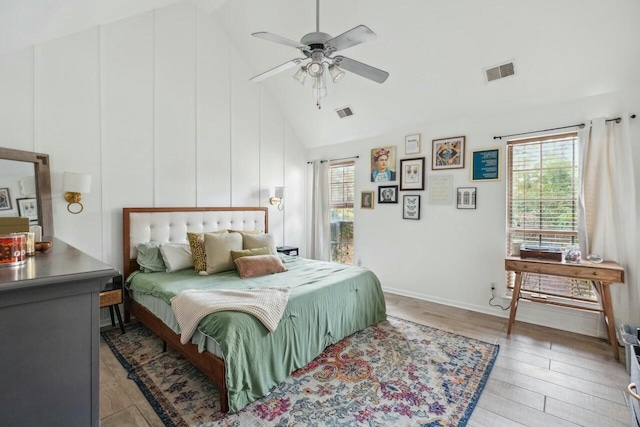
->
<box><xmin>102</xmin><ymin>316</ymin><xmax>498</xmax><ymax>427</ymax></box>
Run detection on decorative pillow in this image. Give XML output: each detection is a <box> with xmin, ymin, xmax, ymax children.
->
<box><xmin>230</xmin><ymin>246</ymin><xmax>271</xmax><ymax>261</ymax></box>
<box><xmin>136</xmin><ymin>242</ymin><xmax>165</xmax><ymax>273</ymax></box>
<box><xmin>203</xmin><ymin>232</ymin><xmax>243</xmax><ymax>275</ymax></box>
<box><xmin>159</xmin><ymin>244</ymin><xmax>193</xmax><ymax>272</ymax></box>
<box><xmin>234</xmin><ymin>255</ymin><xmax>287</xmax><ymax>279</ymax></box>
<box><xmin>187</xmin><ymin>230</ymin><xmax>228</xmax><ymax>272</ymax></box>
<box><xmin>242</xmin><ymin>233</ymin><xmax>277</xmax><ymax>255</ymax></box>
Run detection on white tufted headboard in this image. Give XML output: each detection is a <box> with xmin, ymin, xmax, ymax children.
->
<box><xmin>123</xmin><ymin>207</ymin><xmax>268</xmax><ymax>277</ymax></box>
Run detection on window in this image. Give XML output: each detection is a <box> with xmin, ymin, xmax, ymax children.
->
<box><xmin>330</xmin><ymin>161</ymin><xmax>354</xmax><ymax>264</ymax></box>
<box><xmin>507</xmin><ymin>132</ymin><xmax>596</xmax><ymax>303</ymax></box>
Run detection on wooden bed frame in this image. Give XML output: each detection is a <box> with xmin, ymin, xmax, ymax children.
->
<box><xmin>122</xmin><ymin>207</ymin><xmax>269</xmax><ymax>413</ymax></box>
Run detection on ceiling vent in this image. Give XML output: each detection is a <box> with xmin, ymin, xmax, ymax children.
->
<box><xmin>336</xmin><ymin>106</ymin><xmax>354</xmax><ymax>119</ymax></box>
<box><xmin>484</xmin><ymin>61</ymin><xmax>515</xmax><ymax>82</ymax></box>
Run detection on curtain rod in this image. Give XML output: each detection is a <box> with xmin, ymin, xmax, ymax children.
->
<box><xmin>493</xmin><ymin>114</ymin><xmax>636</xmax><ymax>140</ymax></box>
<box><xmin>306</xmin><ymin>155</ymin><xmax>360</xmax><ymax>164</ymax></box>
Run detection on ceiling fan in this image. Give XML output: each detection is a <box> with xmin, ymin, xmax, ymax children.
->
<box><xmin>249</xmin><ymin>0</ymin><xmax>389</xmax><ymax>109</ymax></box>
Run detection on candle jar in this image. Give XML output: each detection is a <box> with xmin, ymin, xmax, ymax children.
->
<box><xmin>0</xmin><ymin>233</ymin><xmax>27</xmax><ymax>267</ymax></box>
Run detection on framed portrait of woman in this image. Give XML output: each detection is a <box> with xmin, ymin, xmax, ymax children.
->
<box><xmin>370</xmin><ymin>146</ymin><xmax>397</xmax><ymax>182</ymax></box>
<box><xmin>361</xmin><ymin>191</ymin><xmax>374</xmax><ymax>209</ymax></box>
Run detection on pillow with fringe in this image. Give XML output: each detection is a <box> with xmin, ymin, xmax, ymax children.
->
<box><xmin>187</xmin><ymin>230</ymin><xmax>228</xmax><ymax>272</ymax></box>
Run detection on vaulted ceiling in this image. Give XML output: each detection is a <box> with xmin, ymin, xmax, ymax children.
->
<box><xmin>2</xmin><ymin>0</ymin><xmax>639</xmax><ymax>147</ymax></box>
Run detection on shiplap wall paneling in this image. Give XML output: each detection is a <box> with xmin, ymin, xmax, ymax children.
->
<box><xmin>260</xmin><ymin>94</ymin><xmax>285</xmax><ymax>245</ymax></box>
<box><xmin>196</xmin><ymin>9</ymin><xmax>231</xmax><ymax>207</ymax></box>
<box><xmin>39</xmin><ymin>29</ymin><xmax>103</xmax><ymax>259</ymax></box>
<box><xmin>154</xmin><ymin>3</ymin><xmax>197</xmax><ymax>207</ymax></box>
<box><xmin>230</xmin><ymin>46</ymin><xmax>260</xmax><ymax>207</ymax></box>
<box><xmin>284</xmin><ymin>122</ymin><xmax>305</xmax><ymax>253</ymax></box>
<box><xmin>0</xmin><ymin>48</ymin><xmax>33</xmax><ymax>150</ymax></box>
<box><xmin>101</xmin><ymin>12</ymin><xmax>155</xmax><ymax>267</ymax></box>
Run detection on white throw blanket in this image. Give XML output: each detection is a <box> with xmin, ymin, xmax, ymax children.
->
<box><xmin>170</xmin><ymin>287</ymin><xmax>291</xmax><ymax>344</ymax></box>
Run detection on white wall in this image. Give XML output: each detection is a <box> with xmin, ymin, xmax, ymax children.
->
<box><xmin>0</xmin><ymin>1</ymin><xmax>306</xmax><ymax>272</ymax></box>
<box><xmin>308</xmin><ymin>88</ymin><xmax>640</xmax><ymax>337</ymax></box>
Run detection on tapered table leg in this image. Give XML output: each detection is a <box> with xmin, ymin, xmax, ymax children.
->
<box><xmin>507</xmin><ymin>271</ymin><xmax>523</xmax><ymax>334</ymax></box>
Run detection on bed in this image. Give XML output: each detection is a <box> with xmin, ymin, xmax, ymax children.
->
<box><xmin>122</xmin><ymin>207</ymin><xmax>386</xmax><ymax>413</ymax></box>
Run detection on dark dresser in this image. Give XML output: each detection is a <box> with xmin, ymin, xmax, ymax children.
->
<box><xmin>0</xmin><ymin>238</ymin><xmax>117</xmax><ymax>427</ymax></box>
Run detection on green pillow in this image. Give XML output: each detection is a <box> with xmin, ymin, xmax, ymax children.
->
<box><xmin>230</xmin><ymin>246</ymin><xmax>271</xmax><ymax>261</ymax></box>
<box><xmin>136</xmin><ymin>242</ymin><xmax>166</xmax><ymax>273</ymax></box>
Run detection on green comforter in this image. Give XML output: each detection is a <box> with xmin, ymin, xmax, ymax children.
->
<box><xmin>127</xmin><ymin>256</ymin><xmax>387</xmax><ymax>413</ymax></box>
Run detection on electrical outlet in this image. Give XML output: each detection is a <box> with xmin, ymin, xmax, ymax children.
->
<box><xmin>490</xmin><ymin>282</ymin><xmax>496</xmax><ymax>291</ymax></box>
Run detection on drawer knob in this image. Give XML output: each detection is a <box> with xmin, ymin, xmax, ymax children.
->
<box><xmin>593</xmin><ymin>272</ymin><xmax>598</xmax><ymax>276</ymax></box>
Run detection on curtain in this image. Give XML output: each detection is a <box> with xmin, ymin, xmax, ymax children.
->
<box><xmin>308</xmin><ymin>161</ymin><xmax>330</xmax><ymax>261</ymax></box>
<box><xmin>578</xmin><ymin>117</ymin><xmax>638</xmax><ymax>324</ymax></box>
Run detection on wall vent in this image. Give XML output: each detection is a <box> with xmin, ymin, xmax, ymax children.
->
<box><xmin>336</xmin><ymin>106</ymin><xmax>354</xmax><ymax>118</ymax></box>
<box><xmin>484</xmin><ymin>61</ymin><xmax>515</xmax><ymax>82</ymax></box>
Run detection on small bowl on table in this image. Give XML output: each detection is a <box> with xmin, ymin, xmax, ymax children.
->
<box><xmin>35</xmin><ymin>241</ymin><xmax>52</xmax><ymax>252</ymax></box>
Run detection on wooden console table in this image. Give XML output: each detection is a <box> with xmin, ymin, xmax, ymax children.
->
<box><xmin>505</xmin><ymin>256</ymin><xmax>624</xmax><ymax>360</ymax></box>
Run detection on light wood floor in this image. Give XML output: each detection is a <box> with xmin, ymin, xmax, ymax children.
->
<box><xmin>100</xmin><ymin>293</ymin><xmax>631</xmax><ymax>426</ymax></box>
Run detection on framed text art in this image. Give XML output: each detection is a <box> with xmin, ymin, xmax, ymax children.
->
<box><xmin>429</xmin><ymin>175</ymin><xmax>453</xmax><ymax>204</ymax></box>
<box><xmin>378</xmin><ymin>185</ymin><xmax>398</xmax><ymax>204</ymax></box>
<box><xmin>399</xmin><ymin>157</ymin><xmax>425</xmax><ymax>191</ymax></box>
<box><xmin>403</xmin><ymin>195</ymin><xmax>421</xmax><ymax>220</ymax></box>
<box><xmin>361</xmin><ymin>191</ymin><xmax>374</xmax><ymax>209</ymax></box>
<box><xmin>432</xmin><ymin>136</ymin><xmax>465</xmax><ymax>170</ymax></box>
<box><xmin>0</xmin><ymin>188</ymin><xmax>11</xmax><ymax>210</ymax></box>
<box><xmin>405</xmin><ymin>134</ymin><xmax>421</xmax><ymax>155</ymax></box>
<box><xmin>457</xmin><ymin>187</ymin><xmax>477</xmax><ymax>209</ymax></box>
<box><xmin>471</xmin><ymin>147</ymin><xmax>501</xmax><ymax>181</ymax></box>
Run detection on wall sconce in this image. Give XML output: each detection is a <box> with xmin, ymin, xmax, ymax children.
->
<box><xmin>270</xmin><ymin>186</ymin><xmax>285</xmax><ymax>211</ymax></box>
<box><xmin>63</xmin><ymin>172</ymin><xmax>91</xmax><ymax>214</ymax></box>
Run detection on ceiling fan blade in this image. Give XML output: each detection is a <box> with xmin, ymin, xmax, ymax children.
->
<box><xmin>252</xmin><ymin>32</ymin><xmax>310</xmax><ymax>51</ymax></box>
<box><xmin>250</xmin><ymin>58</ymin><xmax>304</xmax><ymax>83</ymax></box>
<box><xmin>325</xmin><ymin>25</ymin><xmax>376</xmax><ymax>52</ymax></box>
<box><xmin>333</xmin><ymin>56</ymin><xmax>389</xmax><ymax>84</ymax></box>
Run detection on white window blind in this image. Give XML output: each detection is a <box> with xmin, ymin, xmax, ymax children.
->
<box><xmin>507</xmin><ymin>132</ymin><xmax>596</xmax><ymax>304</ymax></box>
<box><xmin>330</xmin><ymin>161</ymin><xmax>354</xmax><ymax>264</ymax></box>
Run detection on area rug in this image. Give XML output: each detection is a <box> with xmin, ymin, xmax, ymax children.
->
<box><xmin>102</xmin><ymin>316</ymin><xmax>498</xmax><ymax>427</ymax></box>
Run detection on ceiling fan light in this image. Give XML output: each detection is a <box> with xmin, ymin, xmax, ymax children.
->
<box><xmin>307</xmin><ymin>61</ymin><xmax>324</xmax><ymax>78</ymax></box>
<box><xmin>329</xmin><ymin>65</ymin><xmax>345</xmax><ymax>83</ymax></box>
<box><xmin>292</xmin><ymin>66</ymin><xmax>307</xmax><ymax>85</ymax></box>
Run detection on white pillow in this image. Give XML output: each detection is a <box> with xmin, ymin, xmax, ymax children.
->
<box><xmin>242</xmin><ymin>233</ymin><xmax>277</xmax><ymax>255</ymax></box>
<box><xmin>203</xmin><ymin>232</ymin><xmax>243</xmax><ymax>275</ymax></box>
<box><xmin>159</xmin><ymin>243</ymin><xmax>193</xmax><ymax>272</ymax></box>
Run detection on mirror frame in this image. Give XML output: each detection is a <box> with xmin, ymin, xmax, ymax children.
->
<box><xmin>0</xmin><ymin>147</ymin><xmax>53</xmax><ymax>237</ymax></box>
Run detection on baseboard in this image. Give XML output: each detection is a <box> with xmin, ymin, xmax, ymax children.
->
<box><xmin>382</xmin><ymin>286</ymin><xmax>607</xmax><ymax>339</ymax></box>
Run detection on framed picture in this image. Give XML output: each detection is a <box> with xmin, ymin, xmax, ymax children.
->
<box><xmin>17</xmin><ymin>198</ymin><xmax>38</xmax><ymax>221</ymax></box>
<box><xmin>457</xmin><ymin>187</ymin><xmax>477</xmax><ymax>209</ymax></box>
<box><xmin>429</xmin><ymin>175</ymin><xmax>453</xmax><ymax>204</ymax></box>
<box><xmin>371</xmin><ymin>146</ymin><xmax>397</xmax><ymax>182</ymax></box>
<box><xmin>0</xmin><ymin>188</ymin><xmax>11</xmax><ymax>210</ymax></box>
<box><xmin>432</xmin><ymin>136</ymin><xmax>465</xmax><ymax>170</ymax></box>
<box><xmin>360</xmin><ymin>191</ymin><xmax>374</xmax><ymax>209</ymax></box>
<box><xmin>403</xmin><ymin>195</ymin><xmax>421</xmax><ymax>220</ymax></box>
<box><xmin>378</xmin><ymin>185</ymin><xmax>398</xmax><ymax>204</ymax></box>
<box><xmin>405</xmin><ymin>134</ymin><xmax>421</xmax><ymax>155</ymax></box>
<box><xmin>471</xmin><ymin>147</ymin><xmax>501</xmax><ymax>181</ymax></box>
<box><xmin>399</xmin><ymin>157</ymin><xmax>425</xmax><ymax>191</ymax></box>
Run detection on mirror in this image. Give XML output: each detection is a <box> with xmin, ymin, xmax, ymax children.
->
<box><xmin>0</xmin><ymin>147</ymin><xmax>53</xmax><ymax>237</ymax></box>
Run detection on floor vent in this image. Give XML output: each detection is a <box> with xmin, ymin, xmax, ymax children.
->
<box><xmin>336</xmin><ymin>106</ymin><xmax>354</xmax><ymax>118</ymax></box>
<box><xmin>484</xmin><ymin>61</ymin><xmax>515</xmax><ymax>82</ymax></box>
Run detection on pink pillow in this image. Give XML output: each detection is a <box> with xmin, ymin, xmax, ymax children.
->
<box><xmin>234</xmin><ymin>255</ymin><xmax>287</xmax><ymax>279</ymax></box>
